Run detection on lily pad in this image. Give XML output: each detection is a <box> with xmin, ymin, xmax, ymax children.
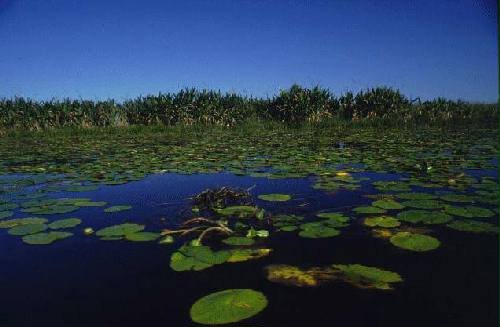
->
<box><xmin>21</xmin><ymin>205</ymin><xmax>80</xmax><ymax>215</ymax></box>
<box><xmin>0</xmin><ymin>203</ymin><xmax>18</xmax><ymax>211</ymax></box>
<box><xmin>447</xmin><ymin>220</ymin><xmax>498</xmax><ymax>234</ymax></box>
<box><xmin>170</xmin><ymin>244</ymin><xmax>232</xmax><ymax>271</ymax></box>
<box><xmin>222</xmin><ymin>236</ymin><xmax>255</xmax><ymax>246</ymax></box>
<box><xmin>397</xmin><ymin>210</ymin><xmax>453</xmax><ymax>225</ymax></box>
<box><xmin>352</xmin><ymin>206</ymin><xmax>387</xmax><ymax>214</ymax></box>
<box><xmin>0</xmin><ymin>211</ymin><xmax>13</xmax><ymax>219</ymax></box>
<box><xmin>299</xmin><ymin>222</ymin><xmax>340</xmax><ymax>238</ymax></box>
<box><xmin>444</xmin><ymin>205</ymin><xmax>495</xmax><ymax>218</ymax></box>
<box><xmin>396</xmin><ymin>193</ymin><xmax>437</xmax><ymax>200</ymax></box>
<box><xmin>440</xmin><ymin>194</ymin><xmax>476</xmax><ymax>203</ymax></box>
<box><xmin>8</xmin><ymin>223</ymin><xmax>48</xmax><ymax>235</ymax></box>
<box><xmin>215</xmin><ymin>206</ymin><xmax>258</xmax><ymax>218</ymax></box>
<box><xmin>389</xmin><ymin>232</ymin><xmax>440</xmax><ymax>252</ymax></box>
<box><xmin>190</xmin><ymin>289</ymin><xmax>268</xmax><ymax>324</ymax></box>
<box><xmin>364</xmin><ymin>216</ymin><xmax>401</xmax><ymax>228</ymax></box>
<box><xmin>258</xmin><ymin>193</ymin><xmax>291</xmax><ymax>202</ymax></box>
<box><xmin>96</xmin><ymin>223</ymin><xmax>145</xmax><ymax>237</ymax></box>
<box><xmin>125</xmin><ymin>232</ymin><xmax>160</xmax><ymax>242</ymax></box>
<box><xmin>400</xmin><ymin>200</ymin><xmax>443</xmax><ymax>209</ymax></box>
<box><xmin>227</xmin><ymin>248</ymin><xmax>271</xmax><ymax>262</ymax></box>
<box><xmin>104</xmin><ymin>205</ymin><xmax>132</xmax><ymax>213</ymax></box>
<box><xmin>22</xmin><ymin>231</ymin><xmax>73</xmax><ymax>245</ymax></box>
<box><xmin>0</xmin><ymin>217</ymin><xmax>48</xmax><ymax>228</ymax></box>
<box><xmin>372</xmin><ymin>200</ymin><xmax>405</xmax><ymax>210</ymax></box>
<box><xmin>48</xmin><ymin>218</ymin><xmax>82</xmax><ymax>229</ymax></box>
<box><xmin>332</xmin><ymin>264</ymin><xmax>403</xmax><ymax>290</ymax></box>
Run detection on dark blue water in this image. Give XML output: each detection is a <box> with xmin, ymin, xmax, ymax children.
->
<box><xmin>0</xmin><ymin>172</ymin><xmax>498</xmax><ymax>327</ymax></box>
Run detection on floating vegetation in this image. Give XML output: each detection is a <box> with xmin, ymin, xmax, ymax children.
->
<box><xmin>193</xmin><ymin>187</ymin><xmax>251</xmax><ymax>212</ymax></box>
<box><xmin>124</xmin><ymin>232</ymin><xmax>160</xmax><ymax>242</ymax></box>
<box><xmin>227</xmin><ymin>248</ymin><xmax>271</xmax><ymax>262</ymax></box>
<box><xmin>353</xmin><ymin>206</ymin><xmax>387</xmax><ymax>214</ymax></box>
<box><xmin>170</xmin><ymin>244</ymin><xmax>232</xmax><ymax>271</ymax></box>
<box><xmin>447</xmin><ymin>220</ymin><xmax>498</xmax><ymax>234</ymax></box>
<box><xmin>443</xmin><ymin>205</ymin><xmax>495</xmax><ymax>218</ymax></box>
<box><xmin>257</xmin><ymin>193</ymin><xmax>291</xmax><ymax>202</ymax></box>
<box><xmin>389</xmin><ymin>232</ymin><xmax>440</xmax><ymax>252</ymax></box>
<box><xmin>440</xmin><ymin>194</ymin><xmax>476</xmax><ymax>203</ymax></box>
<box><xmin>222</xmin><ymin>236</ymin><xmax>255</xmax><ymax>246</ymax></box>
<box><xmin>332</xmin><ymin>264</ymin><xmax>403</xmax><ymax>290</ymax></box>
<box><xmin>364</xmin><ymin>216</ymin><xmax>401</xmax><ymax>228</ymax></box>
<box><xmin>95</xmin><ymin>223</ymin><xmax>145</xmax><ymax>238</ymax></box>
<box><xmin>104</xmin><ymin>205</ymin><xmax>132</xmax><ymax>213</ymax></box>
<box><xmin>372</xmin><ymin>199</ymin><xmax>405</xmax><ymax>210</ymax></box>
<box><xmin>48</xmin><ymin>218</ymin><xmax>82</xmax><ymax>229</ymax></box>
<box><xmin>265</xmin><ymin>264</ymin><xmax>332</xmax><ymax>287</ymax></box>
<box><xmin>298</xmin><ymin>221</ymin><xmax>341</xmax><ymax>238</ymax></box>
<box><xmin>265</xmin><ymin>263</ymin><xmax>403</xmax><ymax>290</ymax></box>
<box><xmin>22</xmin><ymin>231</ymin><xmax>73</xmax><ymax>245</ymax></box>
<box><xmin>190</xmin><ymin>289</ymin><xmax>268</xmax><ymax>324</ymax></box>
<box><xmin>400</xmin><ymin>200</ymin><xmax>444</xmax><ymax>209</ymax></box>
<box><xmin>0</xmin><ymin>211</ymin><xmax>13</xmax><ymax>219</ymax></box>
<box><xmin>396</xmin><ymin>193</ymin><xmax>438</xmax><ymax>200</ymax></box>
<box><xmin>0</xmin><ymin>217</ymin><xmax>48</xmax><ymax>228</ymax></box>
<box><xmin>397</xmin><ymin>210</ymin><xmax>453</xmax><ymax>224</ymax></box>
<box><xmin>8</xmin><ymin>223</ymin><xmax>48</xmax><ymax>236</ymax></box>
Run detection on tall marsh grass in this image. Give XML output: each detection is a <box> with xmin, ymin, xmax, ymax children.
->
<box><xmin>0</xmin><ymin>85</ymin><xmax>497</xmax><ymax>131</ymax></box>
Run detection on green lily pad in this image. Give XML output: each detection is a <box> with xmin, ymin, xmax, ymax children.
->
<box><xmin>190</xmin><ymin>289</ymin><xmax>268</xmax><ymax>324</ymax></box>
<box><xmin>447</xmin><ymin>220</ymin><xmax>498</xmax><ymax>234</ymax></box>
<box><xmin>0</xmin><ymin>203</ymin><xmax>18</xmax><ymax>211</ymax></box>
<box><xmin>0</xmin><ymin>211</ymin><xmax>13</xmax><ymax>219</ymax></box>
<box><xmin>440</xmin><ymin>194</ymin><xmax>476</xmax><ymax>203</ymax></box>
<box><xmin>170</xmin><ymin>244</ymin><xmax>232</xmax><ymax>271</ymax></box>
<box><xmin>21</xmin><ymin>205</ymin><xmax>80</xmax><ymax>215</ymax></box>
<box><xmin>8</xmin><ymin>223</ymin><xmax>48</xmax><ymax>236</ymax></box>
<box><xmin>332</xmin><ymin>264</ymin><xmax>403</xmax><ymax>290</ymax></box>
<box><xmin>352</xmin><ymin>206</ymin><xmax>387</xmax><ymax>214</ymax></box>
<box><xmin>389</xmin><ymin>232</ymin><xmax>440</xmax><ymax>252</ymax></box>
<box><xmin>125</xmin><ymin>232</ymin><xmax>160</xmax><ymax>242</ymax></box>
<box><xmin>96</xmin><ymin>223</ymin><xmax>145</xmax><ymax>237</ymax></box>
<box><xmin>444</xmin><ymin>205</ymin><xmax>495</xmax><ymax>218</ymax></box>
<box><xmin>258</xmin><ymin>193</ymin><xmax>291</xmax><ymax>201</ymax></box>
<box><xmin>227</xmin><ymin>248</ymin><xmax>272</xmax><ymax>262</ymax></box>
<box><xmin>279</xmin><ymin>225</ymin><xmax>298</xmax><ymax>232</ymax></box>
<box><xmin>396</xmin><ymin>193</ymin><xmax>438</xmax><ymax>200</ymax></box>
<box><xmin>48</xmin><ymin>218</ymin><xmax>82</xmax><ymax>229</ymax></box>
<box><xmin>0</xmin><ymin>217</ymin><xmax>48</xmax><ymax>228</ymax></box>
<box><xmin>66</xmin><ymin>185</ymin><xmax>99</xmax><ymax>192</ymax></box>
<box><xmin>73</xmin><ymin>201</ymin><xmax>107</xmax><ymax>207</ymax></box>
<box><xmin>400</xmin><ymin>200</ymin><xmax>443</xmax><ymax>209</ymax></box>
<box><xmin>222</xmin><ymin>236</ymin><xmax>255</xmax><ymax>246</ymax></box>
<box><xmin>397</xmin><ymin>210</ymin><xmax>453</xmax><ymax>224</ymax></box>
<box><xmin>22</xmin><ymin>231</ymin><xmax>73</xmax><ymax>245</ymax></box>
<box><xmin>364</xmin><ymin>216</ymin><xmax>401</xmax><ymax>228</ymax></box>
<box><xmin>104</xmin><ymin>205</ymin><xmax>132</xmax><ymax>213</ymax></box>
<box><xmin>215</xmin><ymin>206</ymin><xmax>258</xmax><ymax>218</ymax></box>
<box><xmin>299</xmin><ymin>222</ymin><xmax>340</xmax><ymax>238</ymax></box>
<box><xmin>372</xmin><ymin>200</ymin><xmax>405</xmax><ymax>210</ymax></box>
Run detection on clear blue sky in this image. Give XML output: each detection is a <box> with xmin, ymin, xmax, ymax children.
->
<box><xmin>0</xmin><ymin>0</ymin><xmax>498</xmax><ymax>102</ymax></box>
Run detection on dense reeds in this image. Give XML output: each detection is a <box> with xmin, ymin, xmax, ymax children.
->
<box><xmin>0</xmin><ymin>85</ymin><xmax>497</xmax><ymax>130</ymax></box>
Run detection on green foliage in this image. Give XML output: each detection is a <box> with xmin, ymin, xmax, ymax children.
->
<box><xmin>222</xmin><ymin>236</ymin><xmax>255</xmax><ymax>246</ymax></box>
<box><xmin>104</xmin><ymin>205</ymin><xmax>132</xmax><ymax>213</ymax></box>
<box><xmin>444</xmin><ymin>205</ymin><xmax>495</xmax><ymax>218</ymax></box>
<box><xmin>190</xmin><ymin>289</ymin><xmax>268</xmax><ymax>324</ymax></box>
<box><xmin>170</xmin><ymin>244</ymin><xmax>232</xmax><ymax>272</ymax></box>
<box><xmin>22</xmin><ymin>231</ymin><xmax>73</xmax><ymax>245</ymax></box>
<box><xmin>397</xmin><ymin>210</ymin><xmax>453</xmax><ymax>224</ymax></box>
<box><xmin>364</xmin><ymin>216</ymin><xmax>401</xmax><ymax>228</ymax></box>
<box><xmin>389</xmin><ymin>232</ymin><xmax>440</xmax><ymax>252</ymax></box>
<box><xmin>95</xmin><ymin>223</ymin><xmax>145</xmax><ymax>237</ymax></box>
<box><xmin>1</xmin><ymin>86</ymin><xmax>495</xmax><ymax>131</ymax></box>
<box><xmin>8</xmin><ymin>223</ymin><xmax>48</xmax><ymax>236</ymax></box>
<box><xmin>372</xmin><ymin>199</ymin><xmax>405</xmax><ymax>210</ymax></box>
<box><xmin>332</xmin><ymin>264</ymin><xmax>403</xmax><ymax>290</ymax></box>
<box><xmin>48</xmin><ymin>218</ymin><xmax>82</xmax><ymax>229</ymax></box>
<box><xmin>447</xmin><ymin>220</ymin><xmax>498</xmax><ymax>234</ymax></box>
<box><xmin>257</xmin><ymin>193</ymin><xmax>291</xmax><ymax>201</ymax></box>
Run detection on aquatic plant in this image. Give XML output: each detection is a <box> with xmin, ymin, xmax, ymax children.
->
<box><xmin>364</xmin><ymin>216</ymin><xmax>401</xmax><ymax>228</ymax></box>
<box><xmin>257</xmin><ymin>193</ymin><xmax>291</xmax><ymax>202</ymax></box>
<box><xmin>447</xmin><ymin>220</ymin><xmax>498</xmax><ymax>234</ymax></box>
<box><xmin>190</xmin><ymin>289</ymin><xmax>268</xmax><ymax>324</ymax></box>
<box><xmin>397</xmin><ymin>210</ymin><xmax>453</xmax><ymax>224</ymax></box>
<box><xmin>443</xmin><ymin>205</ymin><xmax>495</xmax><ymax>218</ymax></box>
<box><xmin>47</xmin><ymin>218</ymin><xmax>82</xmax><ymax>229</ymax></box>
<box><xmin>22</xmin><ymin>231</ymin><xmax>73</xmax><ymax>245</ymax></box>
<box><xmin>332</xmin><ymin>264</ymin><xmax>403</xmax><ymax>290</ymax></box>
<box><xmin>389</xmin><ymin>232</ymin><xmax>440</xmax><ymax>252</ymax></box>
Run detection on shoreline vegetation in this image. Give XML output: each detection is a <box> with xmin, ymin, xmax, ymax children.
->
<box><xmin>0</xmin><ymin>85</ymin><xmax>497</xmax><ymax>132</ymax></box>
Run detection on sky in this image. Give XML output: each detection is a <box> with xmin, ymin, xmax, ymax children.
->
<box><xmin>0</xmin><ymin>0</ymin><xmax>498</xmax><ymax>102</ymax></box>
